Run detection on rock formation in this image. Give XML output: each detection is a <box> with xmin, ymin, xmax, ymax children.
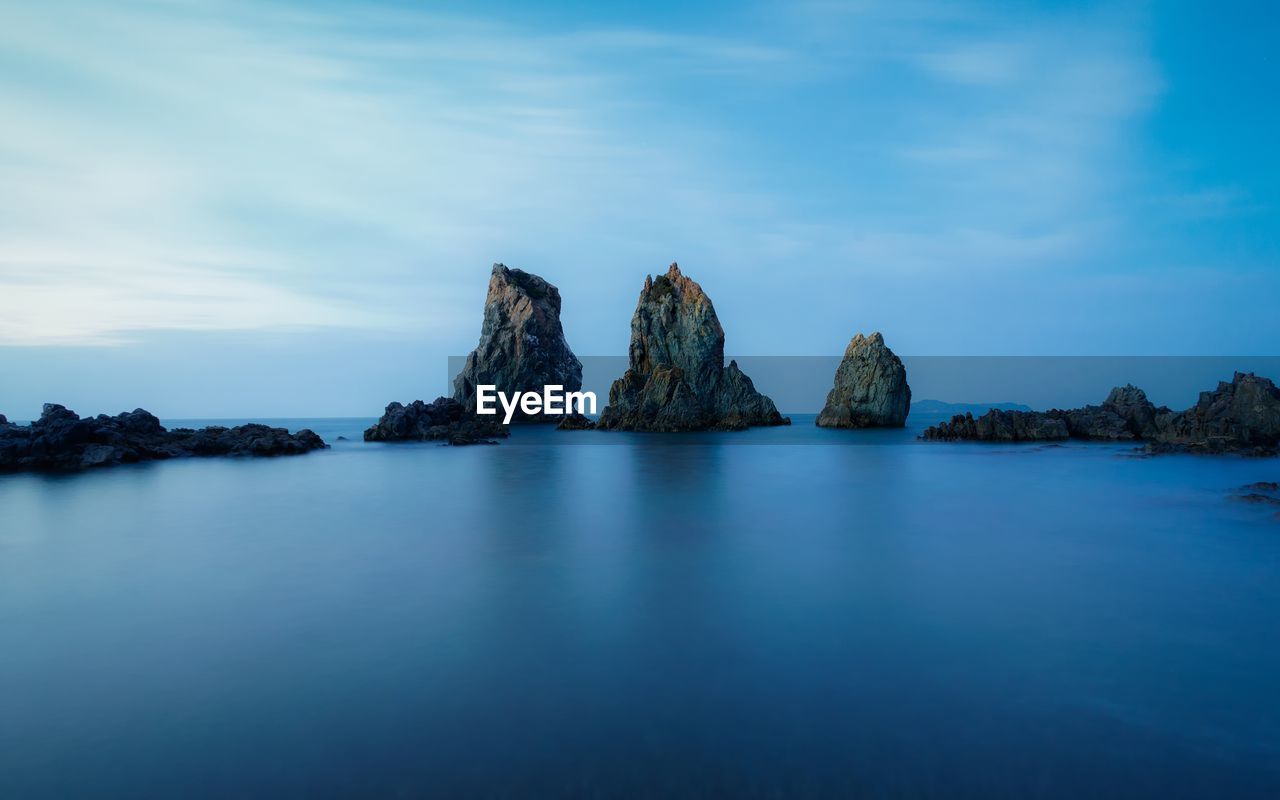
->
<box><xmin>364</xmin><ymin>397</ymin><xmax>507</xmax><ymax>446</ymax></box>
<box><xmin>594</xmin><ymin>263</ymin><xmax>789</xmax><ymax>432</ymax></box>
<box><xmin>555</xmin><ymin>413</ymin><xmax>596</xmax><ymax>431</ymax></box>
<box><xmin>922</xmin><ymin>373</ymin><xmax>1280</xmax><ymax>456</ymax></box>
<box><xmin>0</xmin><ymin>404</ymin><xmax>326</xmax><ymax>472</ymax></box>
<box><xmin>920</xmin><ymin>408</ymin><xmax>1070</xmax><ymax>442</ymax></box>
<box><xmin>922</xmin><ymin>386</ymin><xmax>1167</xmax><ymax>443</ymax></box>
<box><xmin>816</xmin><ymin>332</ymin><xmax>911</xmax><ymax>428</ymax></box>
<box><xmin>1146</xmin><ymin>372</ymin><xmax>1280</xmax><ymax>455</ymax></box>
<box><xmin>452</xmin><ymin>263</ymin><xmax>582</xmax><ymax>423</ymax></box>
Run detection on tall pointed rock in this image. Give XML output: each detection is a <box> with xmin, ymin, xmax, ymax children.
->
<box><xmin>816</xmin><ymin>332</ymin><xmax>911</xmax><ymax>428</ymax></box>
<box><xmin>595</xmin><ymin>263</ymin><xmax>789</xmax><ymax>431</ymax></box>
<box><xmin>452</xmin><ymin>263</ymin><xmax>583</xmax><ymax>423</ymax></box>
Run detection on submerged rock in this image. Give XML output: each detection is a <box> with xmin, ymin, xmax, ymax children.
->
<box><xmin>1232</xmin><ymin>493</ymin><xmax>1280</xmax><ymax>506</ymax></box>
<box><xmin>1243</xmin><ymin>481</ymin><xmax>1280</xmax><ymax>492</ymax></box>
<box><xmin>594</xmin><ymin>263</ymin><xmax>789</xmax><ymax>432</ymax></box>
<box><xmin>816</xmin><ymin>332</ymin><xmax>910</xmax><ymax>428</ymax></box>
<box><xmin>452</xmin><ymin>263</ymin><xmax>582</xmax><ymax>423</ymax></box>
<box><xmin>364</xmin><ymin>397</ymin><xmax>507</xmax><ymax>446</ymax></box>
<box><xmin>0</xmin><ymin>404</ymin><xmax>326</xmax><ymax>472</ymax></box>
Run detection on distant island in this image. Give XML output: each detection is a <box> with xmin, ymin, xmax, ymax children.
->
<box><xmin>912</xmin><ymin>400</ymin><xmax>1034</xmax><ymax>415</ymax></box>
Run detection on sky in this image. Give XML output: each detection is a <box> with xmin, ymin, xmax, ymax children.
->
<box><xmin>1</xmin><ymin>0</ymin><xmax>1277</xmax><ymax>417</ymax></box>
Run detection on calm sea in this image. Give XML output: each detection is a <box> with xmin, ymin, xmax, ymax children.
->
<box><xmin>2</xmin><ymin>414</ymin><xmax>1278</xmax><ymax>797</ymax></box>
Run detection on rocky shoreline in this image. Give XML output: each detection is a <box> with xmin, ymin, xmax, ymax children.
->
<box><xmin>921</xmin><ymin>373</ymin><xmax>1280</xmax><ymax>456</ymax></box>
<box><xmin>0</xmin><ymin>404</ymin><xmax>327</xmax><ymax>472</ymax></box>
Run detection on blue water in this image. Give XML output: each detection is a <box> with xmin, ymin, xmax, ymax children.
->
<box><xmin>2</xmin><ymin>414</ymin><xmax>1279</xmax><ymax>798</ymax></box>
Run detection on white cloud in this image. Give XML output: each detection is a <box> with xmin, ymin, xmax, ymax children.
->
<box><xmin>0</xmin><ymin>0</ymin><xmax>1177</xmax><ymax>354</ymax></box>
<box><xmin>0</xmin><ymin>0</ymin><xmax>817</xmax><ymax>346</ymax></box>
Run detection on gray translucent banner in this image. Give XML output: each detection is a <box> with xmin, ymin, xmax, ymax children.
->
<box><xmin>445</xmin><ymin>355</ymin><xmax>1280</xmax><ymax>445</ymax></box>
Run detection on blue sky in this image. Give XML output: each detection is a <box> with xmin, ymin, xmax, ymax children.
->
<box><xmin>1</xmin><ymin>0</ymin><xmax>1277</xmax><ymax>416</ymax></box>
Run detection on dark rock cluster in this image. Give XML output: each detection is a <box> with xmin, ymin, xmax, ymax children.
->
<box><xmin>0</xmin><ymin>404</ymin><xmax>326</xmax><ymax>472</ymax></box>
<box><xmin>555</xmin><ymin>413</ymin><xmax>596</xmax><ymax>431</ymax></box>
<box><xmin>452</xmin><ymin>264</ymin><xmax>582</xmax><ymax>423</ymax></box>
<box><xmin>922</xmin><ymin>373</ymin><xmax>1280</xmax><ymax>456</ymax></box>
<box><xmin>920</xmin><ymin>408</ymin><xmax>1070</xmax><ymax>442</ymax></box>
<box><xmin>816</xmin><ymin>332</ymin><xmax>911</xmax><ymax>428</ymax></box>
<box><xmin>363</xmin><ymin>397</ymin><xmax>508</xmax><ymax>446</ymax></box>
<box><xmin>1145</xmin><ymin>372</ymin><xmax>1280</xmax><ymax>455</ymax></box>
<box><xmin>594</xmin><ymin>263</ymin><xmax>789</xmax><ymax>432</ymax></box>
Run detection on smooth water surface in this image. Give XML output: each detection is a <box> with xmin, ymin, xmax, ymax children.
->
<box><xmin>2</xmin><ymin>415</ymin><xmax>1279</xmax><ymax>797</ymax></box>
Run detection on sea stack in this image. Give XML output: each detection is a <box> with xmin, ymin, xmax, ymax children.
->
<box><xmin>595</xmin><ymin>263</ymin><xmax>789</xmax><ymax>431</ymax></box>
<box><xmin>452</xmin><ymin>263</ymin><xmax>583</xmax><ymax>423</ymax></box>
<box><xmin>816</xmin><ymin>332</ymin><xmax>911</xmax><ymax>428</ymax></box>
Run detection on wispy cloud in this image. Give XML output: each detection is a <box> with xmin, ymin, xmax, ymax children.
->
<box><xmin>2</xmin><ymin>0</ymin><xmax>1254</xmax><ymax>359</ymax></box>
<box><xmin>0</xmin><ymin>0</ymin><xmax>795</xmax><ymax>345</ymax></box>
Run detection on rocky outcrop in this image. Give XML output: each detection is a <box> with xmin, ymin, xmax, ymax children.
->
<box><xmin>0</xmin><ymin>404</ymin><xmax>326</xmax><ymax>472</ymax></box>
<box><xmin>1051</xmin><ymin>385</ymin><xmax>1171</xmax><ymax>441</ymax></box>
<box><xmin>923</xmin><ymin>373</ymin><xmax>1280</xmax><ymax>456</ymax></box>
<box><xmin>922</xmin><ymin>386</ymin><xmax>1166</xmax><ymax>443</ymax></box>
<box><xmin>594</xmin><ymin>263</ymin><xmax>789</xmax><ymax>432</ymax></box>
<box><xmin>920</xmin><ymin>408</ymin><xmax>1070</xmax><ymax>442</ymax></box>
<box><xmin>1146</xmin><ymin>372</ymin><xmax>1280</xmax><ymax>455</ymax></box>
<box><xmin>1102</xmin><ymin>385</ymin><xmax>1164</xmax><ymax>438</ymax></box>
<box><xmin>452</xmin><ymin>264</ymin><xmax>582</xmax><ymax>423</ymax></box>
<box><xmin>364</xmin><ymin>397</ymin><xmax>507</xmax><ymax>446</ymax></box>
<box><xmin>816</xmin><ymin>332</ymin><xmax>911</xmax><ymax>428</ymax></box>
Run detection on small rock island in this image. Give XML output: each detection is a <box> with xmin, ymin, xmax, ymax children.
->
<box><xmin>594</xmin><ymin>263</ymin><xmax>790</xmax><ymax>432</ymax></box>
<box><xmin>922</xmin><ymin>372</ymin><xmax>1280</xmax><ymax>456</ymax></box>
<box><xmin>363</xmin><ymin>398</ymin><xmax>507</xmax><ymax>446</ymax></box>
<box><xmin>816</xmin><ymin>332</ymin><xmax>911</xmax><ymax>428</ymax></box>
<box><xmin>0</xmin><ymin>404</ymin><xmax>326</xmax><ymax>472</ymax></box>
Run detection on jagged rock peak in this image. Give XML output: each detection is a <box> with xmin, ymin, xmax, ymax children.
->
<box><xmin>452</xmin><ymin>263</ymin><xmax>583</xmax><ymax>422</ymax></box>
<box><xmin>816</xmin><ymin>331</ymin><xmax>911</xmax><ymax>428</ymax></box>
<box><xmin>626</xmin><ymin>261</ymin><xmax>726</xmax><ymax>384</ymax></box>
<box><xmin>595</xmin><ymin>262</ymin><xmax>788</xmax><ymax>432</ymax></box>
